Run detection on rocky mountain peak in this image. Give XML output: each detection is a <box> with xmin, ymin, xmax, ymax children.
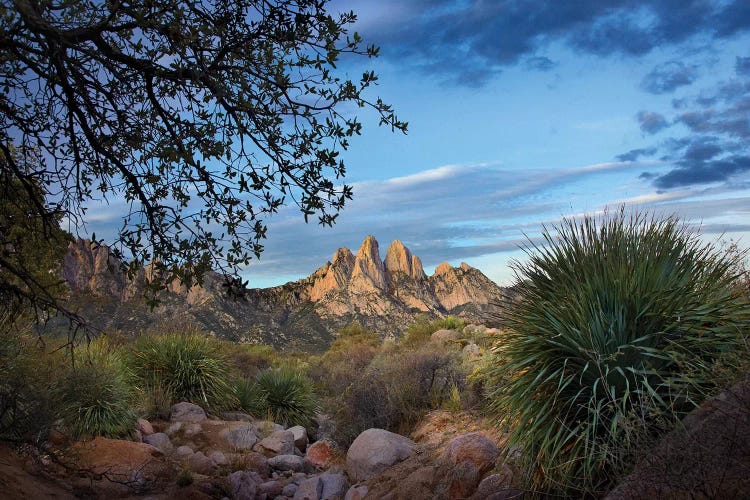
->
<box><xmin>434</xmin><ymin>262</ymin><xmax>453</xmax><ymax>276</ymax></box>
<box><xmin>384</xmin><ymin>240</ymin><xmax>426</xmax><ymax>280</ymax></box>
<box><xmin>350</xmin><ymin>235</ymin><xmax>388</xmax><ymax>291</ymax></box>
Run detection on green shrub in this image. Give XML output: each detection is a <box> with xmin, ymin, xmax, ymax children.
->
<box><xmin>332</xmin><ymin>344</ymin><xmax>467</xmax><ymax>446</ymax></box>
<box><xmin>402</xmin><ymin>315</ymin><xmax>466</xmax><ymax>348</ymax></box>
<box><xmin>224</xmin><ymin>342</ymin><xmax>280</xmax><ymax>379</ymax></box>
<box><xmin>239</xmin><ymin>367</ymin><xmax>318</xmax><ymax>427</ymax></box>
<box><xmin>56</xmin><ymin>340</ymin><xmax>137</xmax><ymax>439</ymax></box>
<box><xmin>129</xmin><ymin>331</ymin><xmax>238</xmax><ymax>411</ymax></box>
<box><xmin>483</xmin><ymin>210</ymin><xmax>750</xmax><ymax>496</ymax></box>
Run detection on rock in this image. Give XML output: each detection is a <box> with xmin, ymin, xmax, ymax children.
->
<box><xmin>47</xmin><ymin>429</ymin><xmax>70</xmax><ymax>447</ymax></box>
<box><xmin>256</xmin><ymin>430</ymin><xmax>296</xmax><ymax>456</ymax></box>
<box><xmin>143</xmin><ymin>432</ymin><xmax>173</xmax><ymax>454</ymax></box>
<box><xmin>384</xmin><ymin>240</ymin><xmax>426</xmax><ymax>280</ymax></box>
<box><xmin>469</xmin><ymin>468</ymin><xmax>519</xmax><ymax>500</ymax></box>
<box><xmin>174</xmin><ymin>445</ymin><xmax>194</xmax><ymax>461</ymax></box>
<box><xmin>344</xmin><ymin>485</ymin><xmax>368</xmax><ymax>500</ymax></box>
<box><xmin>306</xmin><ymin>440</ymin><xmax>336</xmax><ymax>469</ymax></box>
<box><xmin>224</xmin><ymin>424</ymin><xmax>259</xmax><ymax>450</ymax></box>
<box><xmin>462</xmin><ymin>343</ymin><xmax>481</xmax><ymax>358</ymax></box>
<box><xmin>282</xmin><ymin>482</ymin><xmax>299</xmax><ymax>497</ymax></box>
<box><xmin>137</xmin><ymin>418</ymin><xmax>154</xmax><ymax>436</ymax></box>
<box><xmin>293</xmin><ymin>476</ymin><xmax>323</xmax><ymax>500</ymax></box>
<box><xmin>288</xmin><ymin>425</ymin><xmax>309</xmax><ymax>451</ymax></box>
<box><xmin>252</xmin><ymin>420</ymin><xmax>286</xmax><ymax>438</ymax></box>
<box><xmin>319</xmin><ymin>472</ymin><xmax>348</xmax><ymax>500</ymax></box>
<box><xmin>346</xmin><ymin>429</ymin><xmax>415</xmax><ymax>482</ymax></box>
<box><xmin>242</xmin><ymin>451</ymin><xmax>271</xmax><ymax>478</ymax></box>
<box><xmin>186</xmin><ymin>451</ymin><xmax>215</xmax><ymax>475</ymax></box>
<box><xmin>444</xmin><ymin>432</ymin><xmax>499</xmax><ymax>473</ymax></box>
<box><xmin>447</xmin><ymin>460</ymin><xmax>482</xmax><ymax>499</ymax></box>
<box><xmin>170</xmin><ymin>402</ymin><xmax>207</xmax><ymax>422</ymax></box>
<box><xmin>182</xmin><ymin>422</ymin><xmax>203</xmax><ymax>437</ymax></box>
<box><xmin>350</xmin><ymin>235</ymin><xmax>388</xmax><ymax>291</ymax></box>
<box><xmin>165</xmin><ymin>422</ymin><xmax>182</xmax><ymax>436</ymax></box>
<box><xmin>268</xmin><ymin>454</ymin><xmax>307</xmax><ymax>472</ymax></box>
<box><xmin>228</xmin><ymin>470</ymin><xmax>263</xmax><ymax>500</ymax></box>
<box><xmin>259</xmin><ymin>479</ymin><xmax>285</xmax><ymax>497</ymax></box>
<box><xmin>430</xmin><ymin>329</ymin><xmax>460</xmax><ymax>345</ymax></box>
<box><xmin>208</xmin><ymin>450</ymin><xmax>228</xmax><ymax>466</ymax></box>
<box><xmin>463</xmin><ymin>324</ymin><xmax>487</xmax><ymax>335</ymax></box>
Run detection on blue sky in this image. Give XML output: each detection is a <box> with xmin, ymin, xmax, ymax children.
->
<box><xmin>84</xmin><ymin>1</ymin><xmax>750</xmax><ymax>288</ymax></box>
<box><xmin>239</xmin><ymin>0</ymin><xmax>750</xmax><ymax>287</ymax></box>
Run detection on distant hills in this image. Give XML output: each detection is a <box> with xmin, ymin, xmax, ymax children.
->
<box><xmin>56</xmin><ymin>235</ymin><xmax>507</xmax><ymax>351</ymax></box>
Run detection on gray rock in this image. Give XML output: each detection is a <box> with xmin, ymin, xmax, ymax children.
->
<box><xmin>319</xmin><ymin>472</ymin><xmax>348</xmax><ymax>500</ymax></box>
<box><xmin>345</xmin><ymin>428</ymin><xmax>415</xmax><ymax>482</ymax></box>
<box><xmin>256</xmin><ymin>430</ymin><xmax>296</xmax><ymax>456</ymax></box>
<box><xmin>187</xmin><ymin>451</ymin><xmax>216</xmax><ymax>475</ymax></box>
<box><xmin>170</xmin><ymin>401</ymin><xmax>207</xmax><ymax>422</ymax></box>
<box><xmin>268</xmin><ymin>454</ymin><xmax>307</xmax><ymax>472</ymax></box>
<box><xmin>165</xmin><ymin>422</ymin><xmax>182</xmax><ymax>436</ymax></box>
<box><xmin>259</xmin><ymin>479</ymin><xmax>285</xmax><ymax>497</ymax></box>
<box><xmin>282</xmin><ymin>483</ymin><xmax>299</xmax><ymax>497</ymax></box>
<box><xmin>225</xmin><ymin>424</ymin><xmax>259</xmax><ymax>450</ymax></box>
<box><xmin>288</xmin><ymin>425</ymin><xmax>309</xmax><ymax>451</ymax></box>
<box><xmin>137</xmin><ymin>418</ymin><xmax>154</xmax><ymax>436</ymax></box>
<box><xmin>344</xmin><ymin>485</ymin><xmax>368</xmax><ymax>500</ymax></box>
<box><xmin>143</xmin><ymin>432</ymin><xmax>173</xmax><ymax>454</ymax></box>
<box><xmin>293</xmin><ymin>476</ymin><xmax>322</xmax><ymax>500</ymax></box>
<box><xmin>174</xmin><ymin>445</ymin><xmax>194</xmax><ymax>461</ymax></box>
<box><xmin>209</xmin><ymin>450</ymin><xmax>228</xmax><ymax>466</ymax></box>
<box><xmin>228</xmin><ymin>470</ymin><xmax>263</xmax><ymax>500</ymax></box>
<box><xmin>462</xmin><ymin>343</ymin><xmax>481</xmax><ymax>358</ymax></box>
<box><xmin>222</xmin><ymin>411</ymin><xmax>254</xmax><ymax>422</ymax></box>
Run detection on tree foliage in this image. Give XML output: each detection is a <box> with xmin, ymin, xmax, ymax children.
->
<box><xmin>1</xmin><ymin>0</ymin><xmax>406</xmax><ymax>307</ymax></box>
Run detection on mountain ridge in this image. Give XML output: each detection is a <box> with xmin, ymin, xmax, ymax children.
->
<box><xmin>57</xmin><ymin>236</ymin><xmax>507</xmax><ymax>351</ymax></box>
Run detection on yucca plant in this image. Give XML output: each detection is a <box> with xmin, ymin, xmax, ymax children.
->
<box><xmin>56</xmin><ymin>340</ymin><xmax>137</xmax><ymax>439</ymax></box>
<box><xmin>129</xmin><ymin>332</ymin><xmax>238</xmax><ymax>411</ymax></box>
<box><xmin>240</xmin><ymin>367</ymin><xmax>318</xmax><ymax>427</ymax></box>
<box><xmin>484</xmin><ymin>209</ymin><xmax>749</xmax><ymax>496</ymax></box>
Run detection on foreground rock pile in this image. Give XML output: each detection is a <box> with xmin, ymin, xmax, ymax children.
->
<box><xmin>37</xmin><ymin>401</ymin><xmax>518</xmax><ymax>499</ymax></box>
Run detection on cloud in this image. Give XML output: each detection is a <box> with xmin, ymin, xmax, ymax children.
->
<box><xmin>637</xmin><ymin>111</ymin><xmax>669</xmax><ymax>134</ymax></box>
<box><xmin>618</xmin><ymin>147</ymin><xmax>658</xmax><ymax>162</ymax></box>
<box><xmin>736</xmin><ymin>56</ymin><xmax>750</xmax><ymax>76</ymax></box>
<box><xmin>654</xmin><ymin>155</ymin><xmax>750</xmax><ymax>188</ymax></box>
<box><xmin>640</xmin><ymin>61</ymin><xmax>698</xmax><ymax>94</ymax></box>
<box><xmin>524</xmin><ymin>56</ymin><xmax>557</xmax><ymax>72</ymax></box>
<box><xmin>357</xmin><ymin>0</ymin><xmax>750</xmax><ymax>86</ymax></box>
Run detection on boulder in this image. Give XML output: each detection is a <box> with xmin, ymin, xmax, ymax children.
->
<box><xmin>444</xmin><ymin>432</ymin><xmax>499</xmax><ymax>473</ymax></box>
<box><xmin>344</xmin><ymin>485</ymin><xmax>368</xmax><ymax>500</ymax></box>
<box><xmin>319</xmin><ymin>472</ymin><xmax>349</xmax><ymax>499</ymax></box>
<box><xmin>256</xmin><ymin>430</ymin><xmax>295</xmax><ymax>456</ymax></box>
<box><xmin>143</xmin><ymin>432</ymin><xmax>173</xmax><ymax>454</ymax></box>
<box><xmin>228</xmin><ymin>470</ymin><xmax>263</xmax><ymax>500</ymax></box>
<box><xmin>293</xmin><ymin>476</ymin><xmax>323</xmax><ymax>500</ymax></box>
<box><xmin>241</xmin><ymin>451</ymin><xmax>270</xmax><ymax>478</ymax></box>
<box><xmin>259</xmin><ymin>479</ymin><xmax>285</xmax><ymax>497</ymax></box>
<box><xmin>268</xmin><ymin>454</ymin><xmax>307</xmax><ymax>472</ymax></box>
<box><xmin>174</xmin><ymin>445</ymin><xmax>194</xmax><ymax>461</ymax></box>
<box><xmin>346</xmin><ymin>428</ymin><xmax>415</xmax><ymax>482</ymax></box>
<box><xmin>283</xmin><ymin>482</ymin><xmax>300</xmax><ymax>496</ymax></box>
<box><xmin>170</xmin><ymin>402</ymin><xmax>207</xmax><ymax>422</ymax></box>
<box><xmin>289</xmin><ymin>425</ymin><xmax>309</xmax><ymax>451</ymax></box>
<box><xmin>307</xmin><ymin>440</ymin><xmax>336</xmax><ymax>469</ymax></box>
<box><xmin>469</xmin><ymin>468</ymin><xmax>520</xmax><ymax>500</ymax></box>
<box><xmin>447</xmin><ymin>460</ymin><xmax>482</xmax><ymax>499</ymax></box>
<box><xmin>136</xmin><ymin>418</ymin><xmax>154</xmax><ymax>436</ymax></box>
<box><xmin>224</xmin><ymin>424</ymin><xmax>259</xmax><ymax>450</ymax></box>
<box><xmin>462</xmin><ymin>343</ymin><xmax>481</xmax><ymax>358</ymax></box>
<box><xmin>208</xmin><ymin>450</ymin><xmax>228</xmax><ymax>466</ymax></box>
<box><xmin>186</xmin><ymin>451</ymin><xmax>215</xmax><ymax>475</ymax></box>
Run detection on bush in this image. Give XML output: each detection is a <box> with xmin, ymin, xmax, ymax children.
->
<box><xmin>56</xmin><ymin>340</ymin><xmax>137</xmax><ymax>439</ymax></box>
<box><xmin>224</xmin><ymin>342</ymin><xmax>280</xmax><ymax>379</ymax></box>
<box><xmin>129</xmin><ymin>331</ymin><xmax>238</xmax><ymax>411</ymax></box>
<box><xmin>332</xmin><ymin>344</ymin><xmax>467</xmax><ymax>446</ymax></box>
<box><xmin>238</xmin><ymin>367</ymin><xmax>318</xmax><ymax>427</ymax></box>
<box><xmin>483</xmin><ymin>210</ymin><xmax>750</xmax><ymax>496</ymax></box>
<box><xmin>401</xmin><ymin>315</ymin><xmax>466</xmax><ymax>348</ymax></box>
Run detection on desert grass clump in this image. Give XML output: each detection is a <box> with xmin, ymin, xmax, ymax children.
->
<box><xmin>483</xmin><ymin>210</ymin><xmax>750</xmax><ymax>496</ymax></box>
<box><xmin>129</xmin><ymin>331</ymin><xmax>238</xmax><ymax>411</ymax></box>
<box><xmin>56</xmin><ymin>340</ymin><xmax>137</xmax><ymax>439</ymax></box>
<box><xmin>239</xmin><ymin>367</ymin><xmax>318</xmax><ymax>427</ymax></box>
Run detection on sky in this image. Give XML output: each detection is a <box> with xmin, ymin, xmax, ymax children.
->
<box><xmin>87</xmin><ymin>0</ymin><xmax>750</xmax><ymax>288</ymax></box>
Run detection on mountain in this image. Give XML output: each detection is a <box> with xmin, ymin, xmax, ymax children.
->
<box><xmin>55</xmin><ymin>236</ymin><xmax>506</xmax><ymax>351</ymax></box>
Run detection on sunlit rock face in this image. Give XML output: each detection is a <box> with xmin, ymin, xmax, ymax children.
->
<box><xmin>58</xmin><ymin>236</ymin><xmax>506</xmax><ymax>351</ymax></box>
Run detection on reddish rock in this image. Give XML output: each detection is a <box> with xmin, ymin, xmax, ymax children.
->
<box><xmin>444</xmin><ymin>432</ymin><xmax>499</xmax><ymax>473</ymax></box>
<box><xmin>137</xmin><ymin>418</ymin><xmax>154</xmax><ymax>436</ymax></box>
<box><xmin>307</xmin><ymin>439</ymin><xmax>337</xmax><ymax>469</ymax></box>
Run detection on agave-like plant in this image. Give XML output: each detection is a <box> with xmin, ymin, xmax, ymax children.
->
<box><xmin>484</xmin><ymin>210</ymin><xmax>749</xmax><ymax>496</ymax></box>
<box><xmin>130</xmin><ymin>332</ymin><xmax>238</xmax><ymax>411</ymax></box>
